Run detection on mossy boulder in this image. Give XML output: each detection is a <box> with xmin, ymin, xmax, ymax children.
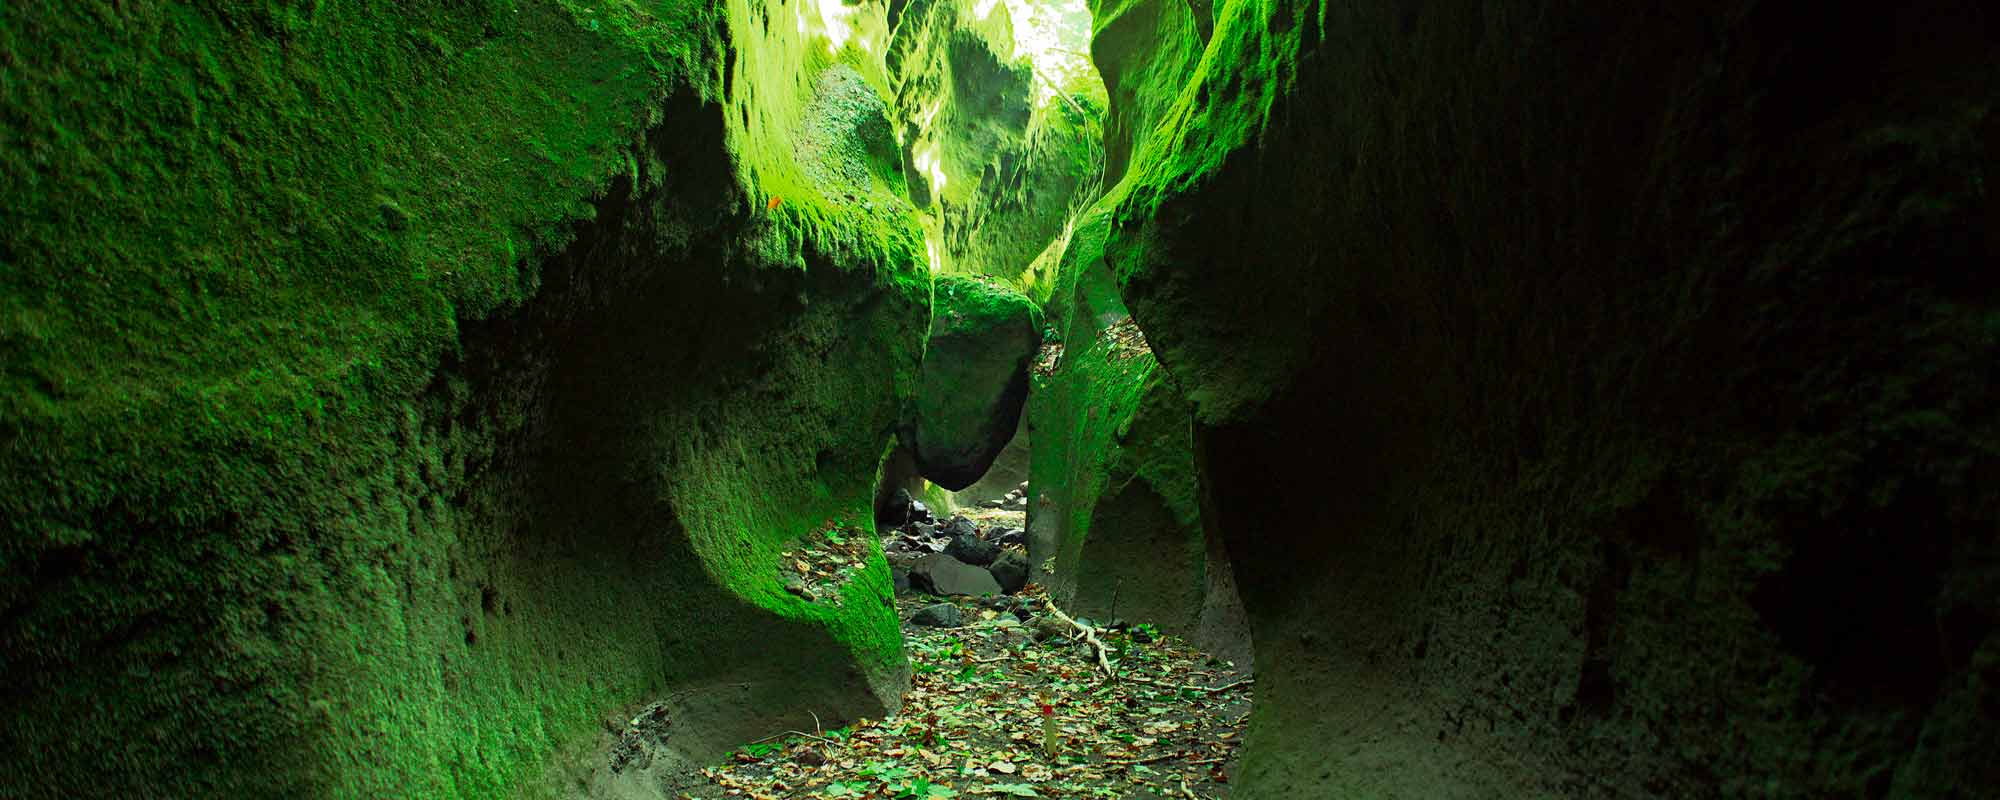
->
<box><xmin>1094</xmin><ymin>0</ymin><xmax>1998</xmax><ymax>797</ymax></box>
<box><xmin>1</xmin><ymin>0</ymin><xmax>928</xmax><ymax>796</ymax></box>
<box><xmin>904</xmin><ymin>275</ymin><xmax>1043</xmax><ymax>490</ymax></box>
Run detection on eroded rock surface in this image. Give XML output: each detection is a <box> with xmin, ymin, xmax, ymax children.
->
<box><xmin>0</xmin><ymin>1</ymin><xmax>927</xmax><ymax>796</ymax></box>
<box><xmin>1091</xmin><ymin>0</ymin><xmax>1999</xmax><ymax>796</ymax></box>
<box><xmin>1029</xmin><ymin>209</ymin><xmax>1249</xmax><ymax>666</ymax></box>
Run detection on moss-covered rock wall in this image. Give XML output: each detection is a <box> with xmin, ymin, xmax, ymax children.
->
<box><xmin>1027</xmin><ymin>206</ymin><xmax>1247</xmax><ymax>664</ymax></box>
<box><xmin>1093</xmin><ymin>0</ymin><xmax>1997</xmax><ymax>796</ymax></box>
<box><xmin>1018</xmin><ymin>0</ymin><xmax>1246</xmax><ymax>665</ymax></box>
<box><xmin>1</xmin><ymin>0</ymin><xmax>930</xmax><ymax>796</ymax></box>
<box><xmin>883</xmin><ymin>0</ymin><xmax>1105</xmax><ymax>287</ymax></box>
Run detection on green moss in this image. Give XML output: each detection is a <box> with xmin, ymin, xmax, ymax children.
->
<box><xmin>1084</xmin><ymin>0</ymin><xmax>1997</xmax><ymax>796</ymax></box>
<box><xmin>881</xmin><ymin>0</ymin><xmax>1106</xmax><ymax>287</ymax></box>
<box><xmin>1026</xmin><ymin>205</ymin><xmax>1205</xmax><ymax>635</ymax></box>
<box><xmin>904</xmin><ymin>274</ymin><xmax>1043</xmax><ymax>489</ymax></box>
<box><xmin>1</xmin><ymin>0</ymin><xmax>931</xmax><ymax>796</ymax></box>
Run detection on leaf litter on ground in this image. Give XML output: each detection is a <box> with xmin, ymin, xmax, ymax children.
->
<box><xmin>685</xmin><ymin>584</ymin><xmax>1252</xmax><ymax>799</ymax></box>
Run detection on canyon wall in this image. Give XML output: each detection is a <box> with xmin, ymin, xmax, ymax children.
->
<box><xmin>0</xmin><ymin>1</ymin><xmax>929</xmax><ymax>796</ymax></box>
<box><xmin>1092</xmin><ymin>0</ymin><xmax>1997</xmax><ymax>796</ymax></box>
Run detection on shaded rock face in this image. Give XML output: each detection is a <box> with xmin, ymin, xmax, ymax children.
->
<box><xmin>0</xmin><ymin>0</ymin><xmax>926</xmax><ymax>796</ymax></box>
<box><xmin>1093</xmin><ymin>1</ymin><xmax>1998</xmax><ymax>797</ymax></box>
<box><xmin>904</xmin><ymin>275</ymin><xmax>1045</xmax><ymax>490</ymax></box>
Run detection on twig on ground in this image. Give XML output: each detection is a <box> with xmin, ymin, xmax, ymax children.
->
<box><xmin>748</xmin><ymin>730</ymin><xmax>838</xmax><ymax>746</ymax></box>
<box><xmin>1104</xmin><ymin>752</ymin><xmax>1181</xmax><ymax>766</ymax></box>
<box><xmin>1179</xmin><ymin>776</ymin><xmax>1206</xmax><ymax>800</ymax></box>
<box><xmin>1125</xmin><ymin>675</ymin><xmax>1256</xmax><ymax>694</ymax></box>
<box><xmin>1044</xmin><ymin>598</ymin><xmax>1114</xmax><ymax>677</ymax></box>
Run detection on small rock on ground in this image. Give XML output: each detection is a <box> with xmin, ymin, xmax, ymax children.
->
<box><xmin>909</xmin><ymin>553</ymin><xmax>1002</xmax><ymax>596</ymax></box>
<box><xmin>945</xmin><ymin>532</ymin><xmax>999</xmax><ymax>566</ymax></box>
<box><xmin>911</xmin><ymin>603</ymin><xmax>963</xmax><ymax>627</ymax></box>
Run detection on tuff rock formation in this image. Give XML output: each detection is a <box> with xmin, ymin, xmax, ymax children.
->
<box><xmin>2</xmin><ymin>1</ymin><xmax>930</xmax><ymax>796</ymax></box>
<box><xmin>1028</xmin><ymin>205</ymin><xmax>1250</xmax><ymax>666</ymax></box>
<box><xmin>1090</xmin><ymin>0</ymin><xmax>1998</xmax><ymax>796</ymax></box>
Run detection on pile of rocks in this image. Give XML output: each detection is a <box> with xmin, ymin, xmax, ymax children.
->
<box><xmin>879</xmin><ymin>490</ymin><xmax>1030</xmax><ymax>598</ymax></box>
<box><xmin>978</xmin><ymin>480</ymin><xmax>1031</xmax><ymax>511</ymax></box>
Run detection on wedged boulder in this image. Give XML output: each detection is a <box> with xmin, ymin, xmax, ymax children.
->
<box><xmin>908</xmin><ymin>554</ymin><xmax>1003</xmax><ymax>597</ymax></box>
<box><xmin>951</xmin><ymin>415</ymin><xmax>1032</xmax><ymax>507</ymax></box>
<box><xmin>902</xmin><ymin>275</ymin><xmax>1043</xmax><ymax>489</ymax></box>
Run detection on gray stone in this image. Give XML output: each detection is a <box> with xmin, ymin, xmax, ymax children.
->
<box><xmin>988</xmin><ymin>549</ymin><xmax>1029</xmax><ymax>594</ymax></box>
<box><xmin>908</xmin><ymin>554</ymin><xmax>1002</xmax><ymax>597</ymax></box>
<box><xmin>911</xmin><ymin>603</ymin><xmax>963</xmax><ymax>628</ymax></box>
<box><xmin>940</xmin><ymin>515</ymin><xmax>978</xmax><ymax>540</ymax></box>
<box><xmin>945</xmin><ymin>533</ymin><xmax>999</xmax><ymax>567</ymax></box>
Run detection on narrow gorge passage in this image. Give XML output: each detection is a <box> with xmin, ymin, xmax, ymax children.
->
<box><xmin>3</xmin><ymin>1</ymin><xmax>1994</xmax><ymax>799</ymax></box>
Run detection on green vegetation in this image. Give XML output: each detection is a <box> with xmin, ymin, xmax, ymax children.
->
<box><xmin>1082</xmin><ymin>0</ymin><xmax>1997</xmax><ymax>797</ymax></box>
<box><xmin>1</xmin><ymin>0</ymin><xmax>936</xmax><ymax>796</ymax></box>
<box><xmin>883</xmin><ymin>0</ymin><xmax>1106</xmax><ymax>288</ymax></box>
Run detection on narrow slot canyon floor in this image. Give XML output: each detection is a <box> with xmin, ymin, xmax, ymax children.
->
<box><xmin>686</xmin><ymin>510</ymin><xmax>1252</xmax><ymax>800</ymax></box>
